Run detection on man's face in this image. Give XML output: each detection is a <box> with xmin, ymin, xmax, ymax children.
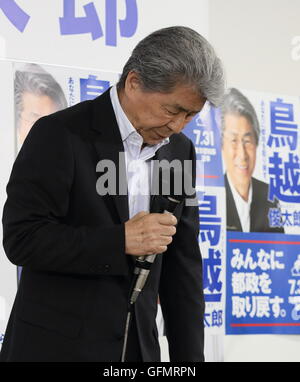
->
<box><xmin>121</xmin><ymin>73</ymin><xmax>206</xmax><ymax>145</ymax></box>
<box><xmin>222</xmin><ymin>113</ymin><xmax>257</xmax><ymax>190</ymax></box>
<box><xmin>18</xmin><ymin>91</ymin><xmax>58</xmax><ymax>146</ymax></box>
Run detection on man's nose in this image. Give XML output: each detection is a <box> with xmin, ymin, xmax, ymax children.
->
<box><xmin>236</xmin><ymin>140</ymin><xmax>248</xmax><ymax>160</ymax></box>
<box><xmin>167</xmin><ymin>113</ymin><xmax>188</xmax><ymax>134</ymax></box>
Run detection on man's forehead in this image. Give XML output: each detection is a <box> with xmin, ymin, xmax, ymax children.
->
<box><xmin>225</xmin><ymin>129</ymin><xmax>255</xmax><ymax>136</ymax></box>
<box><xmin>224</xmin><ymin>115</ymin><xmax>255</xmax><ymax>135</ymax></box>
<box><xmin>163</xmin><ymin>102</ymin><xmax>199</xmax><ymax>114</ymax></box>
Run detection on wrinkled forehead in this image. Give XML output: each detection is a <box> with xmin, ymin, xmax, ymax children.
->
<box><xmin>223</xmin><ymin>113</ymin><xmax>256</xmax><ymax>136</ymax></box>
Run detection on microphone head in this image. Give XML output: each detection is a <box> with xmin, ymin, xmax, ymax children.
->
<box><xmin>150</xmin><ymin>166</ymin><xmax>195</xmax><ymax>213</ymax></box>
<box><xmin>158</xmin><ymin>167</ymin><xmax>194</xmax><ymax>202</ymax></box>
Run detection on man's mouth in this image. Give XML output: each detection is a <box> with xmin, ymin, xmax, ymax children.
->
<box><xmin>235</xmin><ymin>164</ymin><xmax>248</xmax><ymax>170</ymax></box>
<box><xmin>155</xmin><ymin>131</ymin><xmax>169</xmax><ymax>139</ymax></box>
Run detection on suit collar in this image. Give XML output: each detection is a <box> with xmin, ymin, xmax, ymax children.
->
<box><xmin>224</xmin><ymin>174</ymin><xmax>242</xmax><ymax>231</ymax></box>
<box><xmin>90</xmin><ymin>90</ymin><xmax>175</xmax><ymax>223</ymax></box>
<box><xmin>91</xmin><ymin>90</ymin><xmax>129</xmax><ymax>223</ymax></box>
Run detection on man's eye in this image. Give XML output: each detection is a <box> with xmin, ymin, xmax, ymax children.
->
<box><xmin>165</xmin><ymin>109</ymin><xmax>178</xmax><ymax>115</ymax></box>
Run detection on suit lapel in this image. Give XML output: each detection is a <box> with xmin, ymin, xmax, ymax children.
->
<box><xmin>225</xmin><ymin>174</ymin><xmax>242</xmax><ymax>231</ymax></box>
<box><xmin>250</xmin><ymin>178</ymin><xmax>259</xmax><ymax>232</ymax></box>
<box><xmin>89</xmin><ymin>90</ymin><xmax>175</xmax><ymax>220</ymax></box>
<box><xmin>90</xmin><ymin>90</ymin><xmax>129</xmax><ymax>223</ymax></box>
<box><xmin>149</xmin><ymin>143</ymin><xmax>173</xmax><ymax>211</ymax></box>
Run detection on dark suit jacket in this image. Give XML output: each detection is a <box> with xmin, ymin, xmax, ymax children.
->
<box><xmin>225</xmin><ymin>174</ymin><xmax>284</xmax><ymax>233</ymax></box>
<box><xmin>0</xmin><ymin>90</ymin><xmax>204</xmax><ymax>362</ymax></box>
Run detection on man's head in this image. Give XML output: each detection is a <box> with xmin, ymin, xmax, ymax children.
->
<box><xmin>221</xmin><ymin>88</ymin><xmax>260</xmax><ymax>197</ymax></box>
<box><xmin>117</xmin><ymin>26</ymin><xmax>224</xmax><ymax>145</ymax></box>
<box><xmin>15</xmin><ymin>63</ymin><xmax>67</xmax><ymax>146</ymax></box>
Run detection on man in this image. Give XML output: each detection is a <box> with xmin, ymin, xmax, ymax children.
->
<box><xmin>221</xmin><ymin>88</ymin><xmax>283</xmax><ymax>233</ymax></box>
<box><xmin>14</xmin><ymin>63</ymin><xmax>67</xmax><ymax>149</ymax></box>
<box><xmin>1</xmin><ymin>26</ymin><xmax>224</xmax><ymax>362</ymax></box>
<box><xmin>14</xmin><ymin>64</ymin><xmax>68</xmax><ymax>282</ymax></box>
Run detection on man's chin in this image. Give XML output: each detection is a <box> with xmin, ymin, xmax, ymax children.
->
<box><xmin>232</xmin><ymin>176</ymin><xmax>252</xmax><ymax>189</ymax></box>
<box><xmin>144</xmin><ymin>138</ymin><xmax>165</xmax><ymax>145</ymax></box>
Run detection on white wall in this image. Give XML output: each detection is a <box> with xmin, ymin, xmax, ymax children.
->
<box><xmin>209</xmin><ymin>0</ymin><xmax>300</xmax><ymax>362</ymax></box>
<box><xmin>0</xmin><ymin>0</ymin><xmax>209</xmax><ymax>71</ymax></box>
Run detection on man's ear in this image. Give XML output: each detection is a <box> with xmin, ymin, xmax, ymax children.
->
<box><xmin>125</xmin><ymin>71</ymin><xmax>142</xmax><ymax>93</ymax></box>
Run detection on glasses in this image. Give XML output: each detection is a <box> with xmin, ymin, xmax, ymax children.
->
<box><xmin>223</xmin><ymin>134</ymin><xmax>257</xmax><ymax>150</ymax></box>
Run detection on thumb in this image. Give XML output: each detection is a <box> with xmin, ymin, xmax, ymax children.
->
<box><xmin>131</xmin><ymin>211</ymin><xmax>149</xmax><ymax>221</ymax></box>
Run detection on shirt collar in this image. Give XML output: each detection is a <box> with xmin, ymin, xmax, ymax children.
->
<box><xmin>110</xmin><ymin>85</ymin><xmax>169</xmax><ymax>150</ymax></box>
<box><xmin>227</xmin><ymin>174</ymin><xmax>253</xmax><ymax>207</ymax></box>
<box><xmin>110</xmin><ymin>85</ymin><xmax>136</xmax><ymax>142</ymax></box>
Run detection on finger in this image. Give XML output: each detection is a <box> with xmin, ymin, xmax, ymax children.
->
<box><xmin>154</xmin><ymin>235</ymin><xmax>173</xmax><ymax>246</ymax></box>
<box><xmin>155</xmin><ymin>245</ymin><xmax>168</xmax><ymax>253</ymax></box>
<box><xmin>156</xmin><ymin>213</ymin><xmax>177</xmax><ymax>226</ymax></box>
<box><xmin>160</xmin><ymin>225</ymin><xmax>176</xmax><ymax>236</ymax></box>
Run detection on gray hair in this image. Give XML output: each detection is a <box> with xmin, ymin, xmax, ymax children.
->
<box><xmin>117</xmin><ymin>26</ymin><xmax>225</xmax><ymax>107</ymax></box>
<box><xmin>221</xmin><ymin>87</ymin><xmax>260</xmax><ymax>145</ymax></box>
<box><xmin>15</xmin><ymin>63</ymin><xmax>67</xmax><ymax>127</ymax></box>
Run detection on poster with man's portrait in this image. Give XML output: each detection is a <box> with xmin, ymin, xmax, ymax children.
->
<box><xmin>222</xmin><ymin>88</ymin><xmax>300</xmax><ymax>335</ymax></box>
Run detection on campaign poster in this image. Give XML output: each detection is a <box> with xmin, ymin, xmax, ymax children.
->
<box><xmin>184</xmin><ymin>105</ymin><xmax>226</xmax><ymax>361</ymax></box>
<box><xmin>13</xmin><ymin>62</ymin><xmax>119</xmax><ymax>153</ymax></box>
<box><xmin>222</xmin><ymin>88</ymin><xmax>300</xmax><ymax>334</ymax></box>
<box><xmin>0</xmin><ymin>61</ymin><xmax>15</xmax><ymax>349</ymax></box>
<box><xmin>184</xmin><ymin>104</ymin><xmax>224</xmax><ymax>189</ymax></box>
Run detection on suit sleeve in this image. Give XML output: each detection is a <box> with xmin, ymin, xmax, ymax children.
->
<box><xmin>2</xmin><ymin>116</ymin><xmax>129</xmax><ymax>276</ymax></box>
<box><xmin>159</xmin><ymin>140</ymin><xmax>205</xmax><ymax>362</ymax></box>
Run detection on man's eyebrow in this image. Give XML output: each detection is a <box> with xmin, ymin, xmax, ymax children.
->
<box><xmin>168</xmin><ymin>103</ymin><xmax>200</xmax><ymax>114</ymax></box>
<box><xmin>225</xmin><ymin>131</ymin><xmax>255</xmax><ymax>137</ymax></box>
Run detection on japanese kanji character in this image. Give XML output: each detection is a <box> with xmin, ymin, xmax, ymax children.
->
<box><xmin>0</xmin><ymin>0</ymin><xmax>30</xmax><ymax>32</ymax></box>
<box><xmin>267</xmin><ymin>98</ymin><xmax>298</xmax><ymax>151</ymax></box>
<box><xmin>250</xmin><ymin>296</ymin><xmax>270</xmax><ymax>318</ymax></box>
<box><xmin>281</xmin><ymin>210</ymin><xmax>293</xmax><ymax>226</ymax></box>
<box><xmin>199</xmin><ymin>195</ymin><xmax>221</xmax><ymax>245</ymax></box>
<box><xmin>232</xmin><ymin>296</ymin><xmax>248</xmax><ymax>318</ymax></box>
<box><xmin>203</xmin><ymin>248</ymin><xmax>222</xmax><ymax>293</ymax></box>
<box><xmin>268</xmin><ymin>208</ymin><xmax>282</xmax><ymax>228</ymax></box>
<box><xmin>293</xmin><ymin>211</ymin><xmax>300</xmax><ymax>226</ymax></box>
<box><xmin>269</xmin><ymin>152</ymin><xmax>300</xmax><ymax>203</ymax></box>
<box><xmin>59</xmin><ymin>0</ymin><xmax>138</xmax><ymax>46</ymax></box>
<box><xmin>60</xmin><ymin>0</ymin><xmax>103</xmax><ymax>40</ymax></box>
<box><xmin>80</xmin><ymin>75</ymin><xmax>110</xmax><ymax>101</ymax></box>
<box><xmin>211</xmin><ymin>310</ymin><xmax>223</xmax><ymax>327</ymax></box>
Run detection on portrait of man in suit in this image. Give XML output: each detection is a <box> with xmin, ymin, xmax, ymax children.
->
<box><xmin>221</xmin><ymin>88</ymin><xmax>283</xmax><ymax>233</ymax></box>
<box><xmin>1</xmin><ymin>26</ymin><xmax>225</xmax><ymax>362</ymax></box>
<box><xmin>14</xmin><ymin>63</ymin><xmax>67</xmax><ymax>150</ymax></box>
<box><xmin>14</xmin><ymin>64</ymin><xmax>68</xmax><ymax>282</ymax></box>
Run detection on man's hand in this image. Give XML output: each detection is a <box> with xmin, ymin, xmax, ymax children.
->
<box><xmin>124</xmin><ymin>211</ymin><xmax>177</xmax><ymax>256</ymax></box>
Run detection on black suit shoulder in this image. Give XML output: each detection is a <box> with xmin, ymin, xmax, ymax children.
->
<box><xmin>224</xmin><ymin>175</ymin><xmax>284</xmax><ymax>233</ymax></box>
<box><xmin>250</xmin><ymin>177</ymin><xmax>284</xmax><ymax>232</ymax></box>
<box><xmin>251</xmin><ymin>177</ymin><xmax>279</xmax><ymax>209</ymax></box>
<box><xmin>37</xmin><ymin>99</ymin><xmax>93</xmax><ymax>134</ymax></box>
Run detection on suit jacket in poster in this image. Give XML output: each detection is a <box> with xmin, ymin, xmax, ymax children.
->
<box><xmin>0</xmin><ymin>90</ymin><xmax>204</xmax><ymax>362</ymax></box>
<box><xmin>225</xmin><ymin>174</ymin><xmax>284</xmax><ymax>233</ymax></box>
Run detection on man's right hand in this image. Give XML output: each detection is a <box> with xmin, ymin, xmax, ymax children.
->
<box><xmin>124</xmin><ymin>211</ymin><xmax>177</xmax><ymax>256</ymax></box>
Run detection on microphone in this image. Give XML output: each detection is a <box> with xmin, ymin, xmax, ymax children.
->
<box><xmin>121</xmin><ymin>168</ymin><xmax>193</xmax><ymax>362</ymax></box>
<box><xmin>130</xmin><ymin>168</ymin><xmax>189</xmax><ymax>304</ymax></box>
